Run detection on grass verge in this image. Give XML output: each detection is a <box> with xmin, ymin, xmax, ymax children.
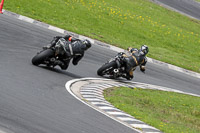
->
<box><xmin>104</xmin><ymin>87</ymin><xmax>200</xmax><ymax>133</ymax></box>
<box><xmin>4</xmin><ymin>0</ymin><xmax>200</xmax><ymax>73</ymax></box>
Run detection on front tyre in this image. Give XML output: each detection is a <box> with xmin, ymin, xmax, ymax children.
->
<box><xmin>97</xmin><ymin>61</ymin><xmax>117</xmax><ymax>76</ymax></box>
<box><xmin>32</xmin><ymin>49</ymin><xmax>54</xmax><ymax>66</ymax></box>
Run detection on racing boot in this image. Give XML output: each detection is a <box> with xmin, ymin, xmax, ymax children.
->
<box><xmin>126</xmin><ymin>73</ymin><xmax>134</xmax><ymax>80</ymax></box>
<box><xmin>122</xmin><ymin>73</ymin><xmax>133</xmax><ymax>80</ymax></box>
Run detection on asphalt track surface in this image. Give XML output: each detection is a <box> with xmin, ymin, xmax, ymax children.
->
<box><xmin>0</xmin><ymin>4</ymin><xmax>200</xmax><ymax>133</ymax></box>
<box><xmin>155</xmin><ymin>0</ymin><xmax>200</xmax><ymax>20</ymax></box>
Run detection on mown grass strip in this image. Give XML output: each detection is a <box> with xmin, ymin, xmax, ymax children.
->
<box><xmin>104</xmin><ymin>87</ymin><xmax>200</xmax><ymax>133</ymax></box>
<box><xmin>4</xmin><ymin>0</ymin><xmax>200</xmax><ymax>73</ymax></box>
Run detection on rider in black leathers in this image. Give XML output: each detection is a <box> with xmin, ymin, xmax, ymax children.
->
<box><xmin>44</xmin><ymin>34</ymin><xmax>91</xmax><ymax>70</ymax></box>
<box><xmin>121</xmin><ymin>45</ymin><xmax>149</xmax><ymax>80</ymax></box>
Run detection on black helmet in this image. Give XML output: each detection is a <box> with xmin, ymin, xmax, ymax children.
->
<box><xmin>83</xmin><ymin>39</ymin><xmax>91</xmax><ymax>50</ymax></box>
<box><xmin>140</xmin><ymin>45</ymin><xmax>149</xmax><ymax>55</ymax></box>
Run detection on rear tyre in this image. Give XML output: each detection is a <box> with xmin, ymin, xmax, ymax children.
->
<box><xmin>97</xmin><ymin>61</ymin><xmax>117</xmax><ymax>76</ymax></box>
<box><xmin>32</xmin><ymin>49</ymin><xmax>54</xmax><ymax>66</ymax></box>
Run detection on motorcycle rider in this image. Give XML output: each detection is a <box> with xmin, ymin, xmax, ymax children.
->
<box><xmin>43</xmin><ymin>34</ymin><xmax>92</xmax><ymax>70</ymax></box>
<box><xmin>121</xmin><ymin>45</ymin><xmax>149</xmax><ymax>80</ymax></box>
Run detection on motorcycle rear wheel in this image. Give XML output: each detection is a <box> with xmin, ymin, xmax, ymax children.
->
<box><xmin>97</xmin><ymin>61</ymin><xmax>117</xmax><ymax>76</ymax></box>
<box><xmin>32</xmin><ymin>49</ymin><xmax>54</xmax><ymax>66</ymax></box>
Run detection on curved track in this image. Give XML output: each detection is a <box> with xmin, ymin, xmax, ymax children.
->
<box><xmin>155</xmin><ymin>0</ymin><xmax>200</xmax><ymax>20</ymax></box>
<box><xmin>0</xmin><ymin>5</ymin><xmax>200</xmax><ymax>133</ymax></box>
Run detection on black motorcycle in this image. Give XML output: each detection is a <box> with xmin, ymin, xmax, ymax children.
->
<box><xmin>32</xmin><ymin>38</ymin><xmax>71</xmax><ymax>68</ymax></box>
<box><xmin>97</xmin><ymin>52</ymin><xmax>128</xmax><ymax>79</ymax></box>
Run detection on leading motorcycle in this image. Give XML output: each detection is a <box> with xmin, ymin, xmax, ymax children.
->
<box><xmin>32</xmin><ymin>38</ymin><xmax>71</xmax><ymax>68</ymax></box>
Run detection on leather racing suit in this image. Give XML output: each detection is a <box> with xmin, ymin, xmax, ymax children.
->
<box><xmin>122</xmin><ymin>47</ymin><xmax>147</xmax><ymax>80</ymax></box>
<box><xmin>47</xmin><ymin>35</ymin><xmax>89</xmax><ymax>70</ymax></box>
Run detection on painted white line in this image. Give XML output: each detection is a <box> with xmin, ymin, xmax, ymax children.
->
<box><xmin>131</xmin><ymin>124</ymin><xmax>158</xmax><ymax>130</ymax></box>
<box><xmin>117</xmin><ymin>117</ymin><xmax>144</xmax><ymax>122</ymax></box>
<box><xmin>82</xmin><ymin>93</ymin><xmax>104</xmax><ymax>98</ymax></box>
<box><xmin>109</xmin><ymin>45</ymin><xmax>124</xmax><ymax>53</ymax></box>
<box><xmin>168</xmin><ymin>64</ymin><xmax>185</xmax><ymax>73</ymax></box>
<box><xmin>98</xmin><ymin>106</ymin><xmax>119</xmax><ymax>110</ymax></box>
<box><xmin>19</xmin><ymin>16</ymin><xmax>34</xmax><ymax>23</ymax></box>
<box><xmin>82</xmin><ymin>95</ymin><xmax>97</xmax><ymax>98</ymax></box>
<box><xmin>83</xmin><ymin>86</ymin><xmax>110</xmax><ymax>90</ymax></box>
<box><xmin>85</xmin><ymin>98</ymin><xmax>104</xmax><ymax>101</ymax></box>
<box><xmin>91</xmin><ymin>102</ymin><xmax>113</xmax><ymax>106</ymax></box>
<box><xmin>147</xmin><ymin>57</ymin><xmax>153</xmax><ymax>63</ymax></box>
<box><xmin>145</xmin><ymin>132</ymin><xmax>161</xmax><ymax>133</ymax></box>
<box><xmin>196</xmin><ymin>74</ymin><xmax>200</xmax><ymax>78</ymax></box>
<box><xmin>82</xmin><ymin>95</ymin><xmax>98</xmax><ymax>98</ymax></box>
<box><xmin>85</xmin><ymin>84</ymin><xmax>112</xmax><ymax>87</ymax></box>
<box><xmin>86</xmin><ymin>96</ymin><xmax>105</xmax><ymax>100</ymax></box>
<box><xmin>79</xmin><ymin>35</ymin><xmax>95</xmax><ymax>44</ymax></box>
<box><xmin>82</xmin><ymin>91</ymin><xmax>102</xmax><ymax>95</ymax></box>
<box><xmin>81</xmin><ymin>92</ymin><xmax>100</xmax><ymax>95</ymax></box>
<box><xmin>81</xmin><ymin>89</ymin><xmax>103</xmax><ymax>93</ymax></box>
<box><xmin>48</xmin><ymin>25</ymin><xmax>65</xmax><ymax>34</ymax></box>
<box><xmin>107</xmin><ymin>111</ymin><xmax>129</xmax><ymax>116</ymax></box>
<box><xmin>80</xmin><ymin>90</ymin><xmax>103</xmax><ymax>94</ymax></box>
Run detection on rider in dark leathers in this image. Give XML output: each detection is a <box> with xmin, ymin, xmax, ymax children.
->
<box><xmin>44</xmin><ymin>34</ymin><xmax>91</xmax><ymax>70</ymax></box>
<box><xmin>121</xmin><ymin>45</ymin><xmax>149</xmax><ymax>80</ymax></box>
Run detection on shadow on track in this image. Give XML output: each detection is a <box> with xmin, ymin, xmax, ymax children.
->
<box><xmin>39</xmin><ymin>66</ymin><xmax>83</xmax><ymax>79</ymax></box>
<box><xmin>98</xmin><ymin>75</ymin><xmax>129</xmax><ymax>82</ymax></box>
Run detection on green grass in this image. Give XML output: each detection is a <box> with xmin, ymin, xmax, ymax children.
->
<box><xmin>104</xmin><ymin>87</ymin><xmax>200</xmax><ymax>133</ymax></box>
<box><xmin>4</xmin><ymin>0</ymin><xmax>200</xmax><ymax>73</ymax></box>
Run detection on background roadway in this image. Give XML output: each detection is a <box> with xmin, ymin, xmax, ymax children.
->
<box><xmin>0</xmin><ymin>2</ymin><xmax>200</xmax><ymax>133</ymax></box>
<box><xmin>155</xmin><ymin>0</ymin><xmax>200</xmax><ymax>20</ymax></box>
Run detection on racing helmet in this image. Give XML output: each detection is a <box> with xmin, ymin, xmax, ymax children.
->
<box><xmin>83</xmin><ymin>39</ymin><xmax>91</xmax><ymax>50</ymax></box>
<box><xmin>140</xmin><ymin>45</ymin><xmax>149</xmax><ymax>55</ymax></box>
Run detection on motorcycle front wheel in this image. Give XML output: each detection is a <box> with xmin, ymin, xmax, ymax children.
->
<box><xmin>32</xmin><ymin>49</ymin><xmax>54</xmax><ymax>66</ymax></box>
<box><xmin>97</xmin><ymin>61</ymin><xmax>117</xmax><ymax>76</ymax></box>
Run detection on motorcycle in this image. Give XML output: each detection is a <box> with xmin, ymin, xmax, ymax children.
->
<box><xmin>97</xmin><ymin>52</ymin><xmax>129</xmax><ymax>80</ymax></box>
<box><xmin>32</xmin><ymin>38</ymin><xmax>71</xmax><ymax>68</ymax></box>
